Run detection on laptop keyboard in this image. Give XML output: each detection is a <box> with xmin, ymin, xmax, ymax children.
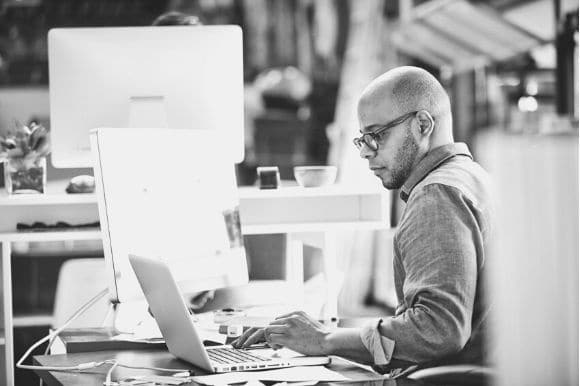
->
<box><xmin>207</xmin><ymin>347</ymin><xmax>271</xmax><ymax>364</ymax></box>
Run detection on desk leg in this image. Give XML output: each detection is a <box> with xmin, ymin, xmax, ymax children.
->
<box><xmin>321</xmin><ymin>232</ymin><xmax>339</xmax><ymax>321</ymax></box>
<box><xmin>1</xmin><ymin>242</ymin><xmax>14</xmax><ymax>386</ymax></box>
<box><xmin>285</xmin><ymin>234</ymin><xmax>304</xmax><ymax>307</ymax></box>
<box><xmin>294</xmin><ymin>232</ymin><xmax>340</xmax><ymax>321</ymax></box>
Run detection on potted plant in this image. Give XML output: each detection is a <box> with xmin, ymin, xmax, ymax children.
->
<box><xmin>0</xmin><ymin>122</ymin><xmax>50</xmax><ymax>194</ymax></box>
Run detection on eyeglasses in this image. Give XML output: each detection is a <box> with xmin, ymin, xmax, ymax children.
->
<box><xmin>353</xmin><ymin>111</ymin><xmax>418</xmax><ymax>151</ymax></box>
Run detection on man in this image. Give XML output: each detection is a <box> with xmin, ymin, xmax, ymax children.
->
<box><xmin>232</xmin><ymin>66</ymin><xmax>493</xmax><ymax>372</ymax></box>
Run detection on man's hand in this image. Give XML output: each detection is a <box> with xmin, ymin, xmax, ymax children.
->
<box><xmin>265</xmin><ymin>311</ymin><xmax>331</xmax><ymax>355</ymax></box>
<box><xmin>231</xmin><ymin>327</ymin><xmax>270</xmax><ymax>349</ymax></box>
<box><xmin>232</xmin><ymin>311</ymin><xmax>331</xmax><ymax>356</ymax></box>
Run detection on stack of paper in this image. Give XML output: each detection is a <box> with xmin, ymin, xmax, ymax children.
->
<box><xmin>192</xmin><ymin>366</ymin><xmax>349</xmax><ymax>385</ymax></box>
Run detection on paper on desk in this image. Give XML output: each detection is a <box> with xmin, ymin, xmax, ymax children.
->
<box><xmin>113</xmin><ymin>375</ymin><xmax>190</xmax><ymax>385</ymax></box>
<box><xmin>192</xmin><ymin>366</ymin><xmax>348</xmax><ymax>385</ymax></box>
<box><xmin>272</xmin><ymin>381</ymin><xmax>318</xmax><ymax>386</ymax></box>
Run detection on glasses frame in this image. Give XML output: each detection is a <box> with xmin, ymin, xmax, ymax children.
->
<box><xmin>353</xmin><ymin>111</ymin><xmax>419</xmax><ymax>151</ymax></box>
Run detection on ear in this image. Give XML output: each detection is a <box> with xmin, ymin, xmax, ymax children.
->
<box><xmin>415</xmin><ymin>110</ymin><xmax>434</xmax><ymax>137</ymax></box>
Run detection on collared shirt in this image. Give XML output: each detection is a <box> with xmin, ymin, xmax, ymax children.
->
<box><xmin>360</xmin><ymin>143</ymin><xmax>493</xmax><ymax>371</ymax></box>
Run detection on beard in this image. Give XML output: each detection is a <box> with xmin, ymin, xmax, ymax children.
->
<box><xmin>381</xmin><ymin>130</ymin><xmax>419</xmax><ymax>190</ymax></box>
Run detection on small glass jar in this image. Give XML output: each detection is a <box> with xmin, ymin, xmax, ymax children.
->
<box><xmin>4</xmin><ymin>157</ymin><xmax>47</xmax><ymax>194</ymax></box>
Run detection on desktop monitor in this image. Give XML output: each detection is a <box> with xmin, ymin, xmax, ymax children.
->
<box><xmin>48</xmin><ymin>26</ymin><xmax>245</xmax><ymax>168</ymax></box>
<box><xmin>90</xmin><ymin>128</ymin><xmax>249</xmax><ymax>303</ymax></box>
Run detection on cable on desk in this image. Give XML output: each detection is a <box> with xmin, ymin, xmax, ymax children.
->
<box><xmin>103</xmin><ymin>360</ymin><xmax>193</xmax><ymax>386</ymax></box>
<box><xmin>17</xmin><ymin>288</ymin><xmax>109</xmax><ymax>372</ymax></box>
<box><xmin>105</xmin><ymin>360</ymin><xmax>119</xmax><ymax>385</ymax></box>
<box><xmin>17</xmin><ymin>286</ymin><xmax>193</xmax><ymax>386</ymax></box>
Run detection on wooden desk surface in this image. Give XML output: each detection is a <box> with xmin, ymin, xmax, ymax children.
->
<box><xmin>33</xmin><ymin>349</ymin><xmax>430</xmax><ymax>386</ymax></box>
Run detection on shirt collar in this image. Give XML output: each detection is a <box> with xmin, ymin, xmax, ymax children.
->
<box><xmin>400</xmin><ymin>142</ymin><xmax>472</xmax><ymax>202</ymax></box>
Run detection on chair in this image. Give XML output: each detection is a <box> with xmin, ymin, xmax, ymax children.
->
<box><xmin>52</xmin><ymin>258</ymin><xmax>111</xmax><ymax>329</ymax></box>
<box><xmin>407</xmin><ymin>364</ymin><xmax>494</xmax><ymax>386</ymax></box>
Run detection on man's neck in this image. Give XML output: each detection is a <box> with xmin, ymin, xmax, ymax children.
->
<box><xmin>410</xmin><ymin>137</ymin><xmax>454</xmax><ymax>176</ymax></box>
<box><xmin>429</xmin><ymin>120</ymin><xmax>454</xmax><ymax>150</ymax></box>
<box><xmin>429</xmin><ymin>136</ymin><xmax>454</xmax><ymax>151</ymax></box>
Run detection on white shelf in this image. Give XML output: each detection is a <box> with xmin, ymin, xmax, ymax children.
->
<box><xmin>0</xmin><ymin>179</ymin><xmax>96</xmax><ymax>206</ymax></box>
<box><xmin>13</xmin><ymin>313</ymin><xmax>53</xmax><ymax>328</ymax></box>
<box><xmin>243</xmin><ymin>221</ymin><xmax>388</xmax><ymax>235</ymax></box>
<box><xmin>238</xmin><ymin>184</ymin><xmax>384</xmax><ymax>198</ymax></box>
<box><xmin>0</xmin><ymin>183</ymin><xmax>383</xmax><ymax>206</ymax></box>
<box><xmin>0</xmin><ymin>230</ymin><xmax>102</xmax><ymax>243</ymax></box>
<box><xmin>0</xmin><ymin>192</ymin><xmax>96</xmax><ymax>206</ymax></box>
<box><xmin>0</xmin><ymin>223</ymin><xmax>388</xmax><ymax>241</ymax></box>
<box><xmin>0</xmin><ymin>182</ymin><xmax>389</xmax><ymax>238</ymax></box>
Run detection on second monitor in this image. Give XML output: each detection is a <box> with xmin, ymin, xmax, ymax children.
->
<box><xmin>49</xmin><ymin>26</ymin><xmax>245</xmax><ymax>168</ymax></box>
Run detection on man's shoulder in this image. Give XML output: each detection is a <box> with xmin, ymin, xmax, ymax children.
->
<box><xmin>410</xmin><ymin>156</ymin><xmax>492</xmax><ymax>208</ymax></box>
<box><xmin>397</xmin><ymin>157</ymin><xmax>494</xmax><ymax>243</ymax></box>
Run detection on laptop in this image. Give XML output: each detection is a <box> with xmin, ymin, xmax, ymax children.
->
<box><xmin>128</xmin><ymin>254</ymin><xmax>330</xmax><ymax>373</ymax></box>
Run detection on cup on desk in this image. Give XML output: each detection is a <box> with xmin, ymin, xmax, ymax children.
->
<box><xmin>214</xmin><ymin>308</ymin><xmax>246</xmax><ymax>337</ymax></box>
<box><xmin>294</xmin><ymin>166</ymin><xmax>337</xmax><ymax>188</ymax></box>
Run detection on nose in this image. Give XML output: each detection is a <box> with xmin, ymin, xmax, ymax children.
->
<box><xmin>358</xmin><ymin>143</ymin><xmax>375</xmax><ymax>159</ymax></box>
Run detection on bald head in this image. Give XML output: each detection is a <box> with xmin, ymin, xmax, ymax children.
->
<box><xmin>359</xmin><ymin>66</ymin><xmax>453</xmax><ymax>142</ymax></box>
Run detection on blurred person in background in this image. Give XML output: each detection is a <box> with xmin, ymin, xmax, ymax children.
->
<box><xmin>152</xmin><ymin>11</ymin><xmax>201</xmax><ymax>26</ymax></box>
<box><xmin>233</xmin><ymin>66</ymin><xmax>493</xmax><ymax>375</ymax></box>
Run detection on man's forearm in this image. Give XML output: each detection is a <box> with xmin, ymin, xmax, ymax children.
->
<box><xmin>323</xmin><ymin>328</ymin><xmax>374</xmax><ymax>365</ymax></box>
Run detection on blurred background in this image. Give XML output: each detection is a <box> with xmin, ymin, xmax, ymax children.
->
<box><xmin>0</xmin><ymin>0</ymin><xmax>577</xmax><ymax>384</ymax></box>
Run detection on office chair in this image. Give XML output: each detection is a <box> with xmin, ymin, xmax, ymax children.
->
<box><xmin>53</xmin><ymin>258</ymin><xmax>110</xmax><ymax>328</ymax></box>
<box><xmin>407</xmin><ymin>364</ymin><xmax>494</xmax><ymax>386</ymax></box>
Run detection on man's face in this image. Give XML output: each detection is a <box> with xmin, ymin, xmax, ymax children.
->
<box><xmin>357</xmin><ymin>101</ymin><xmax>420</xmax><ymax>190</ymax></box>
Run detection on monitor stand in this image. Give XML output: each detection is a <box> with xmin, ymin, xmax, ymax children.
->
<box><xmin>101</xmin><ymin>299</ymin><xmax>156</xmax><ymax>333</ymax></box>
<box><xmin>128</xmin><ymin>95</ymin><xmax>168</xmax><ymax>128</ymax></box>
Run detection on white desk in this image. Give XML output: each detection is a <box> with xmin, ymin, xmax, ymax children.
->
<box><xmin>0</xmin><ymin>180</ymin><xmax>389</xmax><ymax>385</ymax></box>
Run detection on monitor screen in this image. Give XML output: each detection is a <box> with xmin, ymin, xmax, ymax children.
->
<box><xmin>91</xmin><ymin>128</ymin><xmax>249</xmax><ymax>303</ymax></box>
<box><xmin>49</xmin><ymin>26</ymin><xmax>245</xmax><ymax>168</ymax></box>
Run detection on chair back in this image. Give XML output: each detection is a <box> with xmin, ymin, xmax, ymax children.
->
<box><xmin>53</xmin><ymin>258</ymin><xmax>110</xmax><ymax>328</ymax></box>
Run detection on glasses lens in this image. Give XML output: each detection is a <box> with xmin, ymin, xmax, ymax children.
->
<box><xmin>363</xmin><ymin>134</ymin><xmax>378</xmax><ymax>151</ymax></box>
<box><xmin>353</xmin><ymin>135</ymin><xmax>378</xmax><ymax>151</ymax></box>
